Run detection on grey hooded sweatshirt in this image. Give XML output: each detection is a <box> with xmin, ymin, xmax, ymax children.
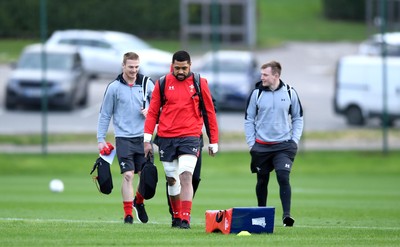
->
<box><xmin>244</xmin><ymin>80</ymin><xmax>304</xmax><ymax>148</ymax></box>
<box><xmin>97</xmin><ymin>73</ymin><xmax>154</xmax><ymax>143</ymax></box>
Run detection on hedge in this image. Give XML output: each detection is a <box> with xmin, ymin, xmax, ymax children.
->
<box><xmin>0</xmin><ymin>0</ymin><xmax>180</xmax><ymax>38</ymax></box>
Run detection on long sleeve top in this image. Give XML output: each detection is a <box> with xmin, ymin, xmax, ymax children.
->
<box><xmin>97</xmin><ymin>73</ymin><xmax>154</xmax><ymax>143</ymax></box>
<box><xmin>244</xmin><ymin>80</ymin><xmax>303</xmax><ymax>147</ymax></box>
<box><xmin>144</xmin><ymin>72</ymin><xmax>218</xmax><ymax>144</ymax></box>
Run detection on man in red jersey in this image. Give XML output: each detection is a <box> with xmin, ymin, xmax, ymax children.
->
<box><xmin>144</xmin><ymin>50</ymin><xmax>219</xmax><ymax>229</ymax></box>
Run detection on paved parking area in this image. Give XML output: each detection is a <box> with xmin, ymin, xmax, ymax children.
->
<box><xmin>1</xmin><ymin>42</ymin><xmax>399</xmax><ymax>152</ymax></box>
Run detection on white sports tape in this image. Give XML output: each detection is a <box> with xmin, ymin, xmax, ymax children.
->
<box><xmin>178</xmin><ymin>154</ymin><xmax>197</xmax><ymax>175</ymax></box>
<box><xmin>163</xmin><ymin>160</ymin><xmax>181</xmax><ymax>196</ymax></box>
<box><xmin>168</xmin><ymin>182</ymin><xmax>181</xmax><ymax>196</ymax></box>
<box><xmin>163</xmin><ymin>160</ymin><xmax>178</xmax><ymax>178</ymax></box>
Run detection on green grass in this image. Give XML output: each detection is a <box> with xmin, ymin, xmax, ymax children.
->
<box><xmin>257</xmin><ymin>0</ymin><xmax>367</xmax><ymax>47</ymax></box>
<box><xmin>1</xmin><ymin>128</ymin><xmax>400</xmax><ymax>146</ymax></box>
<box><xmin>0</xmin><ymin>151</ymin><xmax>399</xmax><ymax>246</ymax></box>
<box><xmin>0</xmin><ymin>0</ymin><xmax>368</xmax><ymax>64</ymax></box>
<box><xmin>0</xmin><ymin>133</ymin><xmax>98</xmax><ymax>145</ymax></box>
<box><xmin>0</xmin><ymin>38</ymin><xmax>39</xmax><ymax>64</ymax></box>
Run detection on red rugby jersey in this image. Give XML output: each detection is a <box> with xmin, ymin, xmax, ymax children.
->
<box><xmin>144</xmin><ymin>73</ymin><xmax>218</xmax><ymax>144</ymax></box>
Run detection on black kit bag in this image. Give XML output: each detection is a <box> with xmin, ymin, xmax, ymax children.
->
<box><xmin>90</xmin><ymin>157</ymin><xmax>113</xmax><ymax>194</ymax></box>
<box><xmin>138</xmin><ymin>155</ymin><xmax>158</xmax><ymax>200</ymax></box>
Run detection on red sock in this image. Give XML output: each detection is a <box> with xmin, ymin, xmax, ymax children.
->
<box><xmin>170</xmin><ymin>197</ymin><xmax>181</xmax><ymax>219</ymax></box>
<box><xmin>181</xmin><ymin>201</ymin><xmax>192</xmax><ymax>223</ymax></box>
<box><xmin>123</xmin><ymin>201</ymin><xmax>133</xmax><ymax>218</ymax></box>
<box><xmin>135</xmin><ymin>191</ymin><xmax>144</xmax><ymax>204</ymax></box>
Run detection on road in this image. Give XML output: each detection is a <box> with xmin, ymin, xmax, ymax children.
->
<box><xmin>0</xmin><ymin>42</ymin><xmax>394</xmax><ymax>135</ymax></box>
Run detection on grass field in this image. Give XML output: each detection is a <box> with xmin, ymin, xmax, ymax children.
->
<box><xmin>257</xmin><ymin>0</ymin><xmax>366</xmax><ymax>46</ymax></box>
<box><xmin>1</xmin><ymin>129</ymin><xmax>400</xmax><ymax>146</ymax></box>
<box><xmin>0</xmin><ymin>151</ymin><xmax>399</xmax><ymax>246</ymax></box>
<box><xmin>0</xmin><ymin>1</ymin><xmax>395</xmax><ymax>246</ymax></box>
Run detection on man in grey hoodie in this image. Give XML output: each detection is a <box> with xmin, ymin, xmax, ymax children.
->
<box><xmin>244</xmin><ymin>60</ymin><xmax>303</xmax><ymax>227</ymax></box>
<box><xmin>97</xmin><ymin>52</ymin><xmax>154</xmax><ymax>224</ymax></box>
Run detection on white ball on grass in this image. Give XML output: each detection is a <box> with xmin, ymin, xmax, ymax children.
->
<box><xmin>49</xmin><ymin>179</ymin><xmax>64</xmax><ymax>193</ymax></box>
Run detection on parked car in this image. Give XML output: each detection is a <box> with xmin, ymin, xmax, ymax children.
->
<box><xmin>46</xmin><ymin>29</ymin><xmax>172</xmax><ymax>80</ymax></box>
<box><xmin>5</xmin><ymin>43</ymin><xmax>90</xmax><ymax>110</ymax></box>
<box><xmin>333</xmin><ymin>55</ymin><xmax>400</xmax><ymax>126</ymax></box>
<box><xmin>358</xmin><ymin>32</ymin><xmax>400</xmax><ymax>57</ymax></box>
<box><xmin>192</xmin><ymin>50</ymin><xmax>259</xmax><ymax>111</ymax></box>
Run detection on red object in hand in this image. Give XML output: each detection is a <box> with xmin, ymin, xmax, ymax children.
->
<box><xmin>100</xmin><ymin>147</ymin><xmax>110</xmax><ymax>155</ymax></box>
<box><xmin>100</xmin><ymin>142</ymin><xmax>114</xmax><ymax>155</ymax></box>
<box><xmin>106</xmin><ymin>142</ymin><xmax>114</xmax><ymax>151</ymax></box>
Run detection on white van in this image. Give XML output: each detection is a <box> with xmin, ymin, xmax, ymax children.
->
<box><xmin>334</xmin><ymin>55</ymin><xmax>400</xmax><ymax>126</ymax></box>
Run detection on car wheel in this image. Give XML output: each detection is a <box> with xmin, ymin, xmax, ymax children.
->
<box><xmin>380</xmin><ymin>117</ymin><xmax>396</xmax><ymax>127</ymax></box>
<box><xmin>346</xmin><ymin>105</ymin><xmax>365</xmax><ymax>126</ymax></box>
<box><xmin>5</xmin><ymin>96</ymin><xmax>16</xmax><ymax>110</ymax></box>
<box><xmin>78</xmin><ymin>86</ymin><xmax>88</xmax><ymax>106</ymax></box>
<box><xmin>62</xmin><ymin>94</ymin><xmax>76</xmax><ymax>111</ymax></box>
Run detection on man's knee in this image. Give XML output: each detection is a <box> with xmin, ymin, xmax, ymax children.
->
<box><xmin>123</xmin><ymin>171</ymin><xmax>134</xmax><ymax>182</ymax></box>
<box><xmin>166</xmin><ymin>176</ymin><xmax>181</xmax><ymax>196</ymax></box>
<box><xmin>257</xmin><ymin>172</ymin><xmax>269</xmax><ymax>183</ymax></box>
<box><xmin>276</xmin><ymin>170</ymin><xmax>290</xmax><ymax>185</ymax></box>
<box><xmin>166</xmin><ymin>176</ymin><xmax>176</xmax><ymax>186</ymax></box>
<box><xmin>180</xmin><ymin>171</ymin><xmax>192</xmax><ymax>184</ymax></box>
<box><xmin>163</xmin><ymin>160</ymin><xmax>179</xmax><ymax>186</ymax></box>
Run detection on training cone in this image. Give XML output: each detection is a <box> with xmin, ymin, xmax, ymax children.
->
<box><xmin>237</xmin><ymin>231</ymin><xmax>251</xmax><ymax>236</ymax></box>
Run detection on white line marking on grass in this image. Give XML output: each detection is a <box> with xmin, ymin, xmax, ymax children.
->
<box><xmin>0</xmin><ymin>217</ymin><xmax>165</xmax><ymax>224</ymax></box>
<box><xmin>294</xmin><ymin>225</ymin><xmax>400</xmax><ymax>231</ymax></box>
<box><xmin>294</xmin><ymin>188</ymin><xmax>400</xmax><ymax>196</ymax></box>
<box><xmin>1</xmin><ymin>218</ymin><xmax>399</xmax><ymax>230</ymax></box>
<box><xmin>0</xmin><ymin>217</ymin><xmax>210</xmax><ymax>225</ymax></box>
<box><xmin>0</xmin><ymin>217</ymin><xmax>121</xmax><ymax>224</ymax></box>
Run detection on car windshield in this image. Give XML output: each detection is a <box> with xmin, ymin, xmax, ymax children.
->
<box><xmin>387</xmin><ymin>45</ymin><xmax>400</xmax><ymax>56</ymax></box>
<box><xmin>363</xmin><ymin>33</ymin><xmax>400</xmax><ymax>56</ymax></box>
<box><xmin>108</xmin><ymin>34</ymin><xmax>151</xmax><ymax>50</ymax></box>
<box><xmin>380</xmin><ymin>43</ymin><xmax>400</xmax><ymax>56</ymax></box>
<box><xmin>17</xmin><ymin>52</ymin><xmax>75</xmax><ymax>70</ymax></box>
<box><xmin>202</xmin><ymin>59</ymin><xmax>249</xmax><ymax>73</ymax></box>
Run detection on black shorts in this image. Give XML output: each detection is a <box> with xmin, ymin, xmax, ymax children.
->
<box><xmin>115</xmin><ymin>137</ymin><xmax>146</xmax><ymax>174</ymax></box>
<box><xmin>156</xmin><ymin>136</ymin><xmax>201</xmax><ymax>162</ymax></box>
<box><xmin>249</xmin><ymin>140</ymin><xmax>298</xmax><ymax>174</ymax></box>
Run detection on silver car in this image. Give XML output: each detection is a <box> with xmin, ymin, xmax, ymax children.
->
<box><xmin>358</xmin><ymin>32</ymin><xmax>400</xmax><ymax>57</ymax></box>
<box><xmin>5</xmin><ymin>43</ymin><xmax>89</xmax><ymax>110</ymax></box>
<box><xmin>46</xmin><ymin>29</ymin><xmax>172</xmax><ymax>80</ymax></box>
<box><xmin>193</xmin><ymin>50</ymin><xmax>259</xmax><ymax>111</ymax></box>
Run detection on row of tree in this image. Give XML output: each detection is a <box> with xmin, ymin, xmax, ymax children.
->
<box><xmin>0</xmin><ymin>0</ymin><xmax>369</xmax><ymax>39</ymax></box>
<box><xmin>0</xmin><ymin>0</ymin><xmax>180</xmax><ymax>38</ymax></box>
<box><xmin>323</xmin><ymin>0</ymin><xmax>366</xmax><ymax>21</ymax></box>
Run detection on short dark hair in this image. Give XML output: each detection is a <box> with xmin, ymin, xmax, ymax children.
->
<box><xmin>172</xmin><ymin>50</ymin><xmax>191</xmax><ymax>63</ymax></box>
<box><xmin>261</xmin><ymin>61</ymin><xmax>281</xmax><ymax>76</ymax></box>
<box><xmin>123</xmin><ymin>52</ymin><xmax>139</xmax><ymax>64</ymax></box>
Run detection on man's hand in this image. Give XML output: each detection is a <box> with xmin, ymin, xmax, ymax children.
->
<box><xmin>208</xmin><ymin>143</ymin><xmax>218</xmax><ymax>157</ymax></box>
<box><xmin>141</xmin><ymin>108</ymin><xmax>148</xmax><ymax>118</ymax></box>
<box><xmin>98</xmin><ymin>142</ymin><xmax>114</xmax><ymax>155</ymax></box>
<box><xmin>144</xmin><ymin>142</ymin><xmax>153</xmax><ymax>157</ymax></box>
<box><xmin>98</xmin><ymin>142</ymin><xmax>107</xmax><ymax>152</ymax></box>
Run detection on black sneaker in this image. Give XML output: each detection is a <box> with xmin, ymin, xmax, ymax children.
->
<box><xmin>124</xmin><ymin>215</ymin><xmax>133</xmax><ymax>224</ymax></box>
<box><xmin>133</xmin><ymin>198</ymin><xmax>148</xmax><ymax>223</ymax></box>
<box><xmin>171</xmin><ymin>218</ymin><xmax>182</xmax><ymax>228</ymax></box>
<box><xmin>283</xmin><ymin>216</ymin><xmax>295</xmax><ymax>227</ymax></box>
<box><xmin>180</xmin><ymin>220</ymin><xmax>190</xmax><ymax>229</ymax></box>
